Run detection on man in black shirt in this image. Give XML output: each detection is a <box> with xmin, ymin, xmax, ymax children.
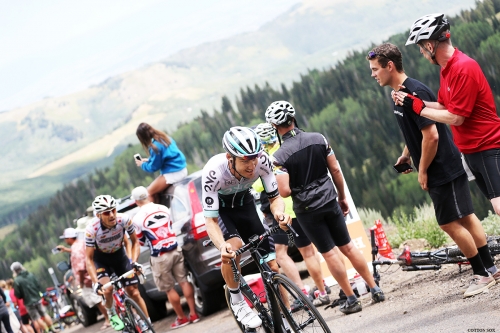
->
<box><xmin>367</xmin><ymin>42</ymin><xmax>498</xmax><ymax>297</ymax></box>
<box><xmin>266</xmin><ymin>101</ymin><xmax>385</xmax><ymax>314</ymax></box>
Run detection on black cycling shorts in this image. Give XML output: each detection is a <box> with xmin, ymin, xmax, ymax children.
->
<box><xmin>464</xmin><ymin>149</ymin><xmax>500</xmax><ymax>199</ymax></box>
<box><xmin>428</xmin><ymin>173</ymin><xmax>475</xmax><ymax>225</ymax></box>
<box><xmin>295</xmin><ymin>200</ymin><xmax>351</xmax><ymax>253</ymax></box>
<box><xmin>218</xmin><ymin>200</ymin><xmax>275</xmax><ymax>260</ymax></box>
<box><xmin>21</xmin><ymin>313</ymin><xmax>30</xmax><ymax>325</ymax></box>
<box><xmin>93</xmin><ymin>248</ymin><xmax>138</xmax><ymax>286</ymax></box>
<box><xmin>265</xmin><ymin>216</ymin><xmax>311</xmax><ymax>248</ymax></box>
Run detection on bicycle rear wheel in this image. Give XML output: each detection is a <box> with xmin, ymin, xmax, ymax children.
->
<box><xmin>272</xmin><ymin>274</ymin><xmax>331</xmax><ymax>333</ymax></box>
<box><xmin>123</xmin><ymin>297</ymin><xmax>155</xmax><ymax>333</ymax></box>
<box><xmin>224</xmin><ymin>285</ymin><xmax>273</xmax><ymax>333</ymax></box>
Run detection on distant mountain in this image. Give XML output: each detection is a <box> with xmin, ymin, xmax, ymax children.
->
<box><xmin>0</xmin><ymin>0</ymin><xmax>475</xmax><ymax>224</ymax></box>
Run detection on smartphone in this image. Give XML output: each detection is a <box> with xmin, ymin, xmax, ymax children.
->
<box><xmin>134</xmin><ymin>154</ymin><xmax>142</xmax><ymax>161</ymax></box>
<box><xmin>393</xmin><ymin>163</ymin><xmax>413</xmax><ymax>173</ymax></box>
<box><xmin>51</xmin><ymin>247</ymin><xmax>61</xmax><ymax>255</ymax></box>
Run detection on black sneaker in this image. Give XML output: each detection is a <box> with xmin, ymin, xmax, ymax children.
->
<box><xmin>372</xmin><ymin>290</ymin><xmax>386</xmax><ymax>303</ymax></box>
<box><xmin>339</xmin><ymin>300</ymin><xmax>362</xmax><ymax>315</ymax></box>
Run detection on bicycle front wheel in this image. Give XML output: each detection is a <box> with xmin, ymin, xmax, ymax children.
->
<box><xmin>124</xmin><ymin>297</ymin><xmax>156</xmax><ymax>333</ymax></box>
<box><xmin>272</xmin><ymin>274</ymin><xmax>331</xmax><ymax>333</ymax></box>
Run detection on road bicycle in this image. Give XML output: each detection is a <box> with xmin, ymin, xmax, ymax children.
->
<box><xmin>102</xmin><ymin>270</ymin><xmax>155</xmax><ymax>333</ymax></box>
<box><xmin>204</xmin><ymin>224</ymin><xmax>331</xmax><ymax>333</ymax></box>
<box><xmin>370</xmin><ymin>228</ymin><xmax>500</xmax><ymax>281</ymax></box>
<box><xmin>42</xmin><ymin>285</ymin><xmax>78</xmax><ymax>331</ymax></box>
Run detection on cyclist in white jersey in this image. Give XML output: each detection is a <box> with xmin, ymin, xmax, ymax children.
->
<box><xmin>202</xmin><ymin>126</ymin><xmax>291</xmax><ymax>329</ymax></box>
<box><xmin>85</xmin><ymin>195</ymin><xmax>150</xmax><ymax>331</ymax></box>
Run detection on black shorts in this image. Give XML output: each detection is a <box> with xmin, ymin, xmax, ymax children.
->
<box><xmin>464</xmin><ymin>149</ymin><xmax>500</xmax><ymax>199</ymax></box>
<box><xmin>294</xmin><ymin>200</ymin><xmax>351</xmax><ymax>253</ymax></box>
<box><xmin>428</xmin><ymin>173</ymin><xmax>475</xmax><ymax>225</ymax></box>
<box><xmin>265</xmin><ymin>216</ymin><xmax>311</xmax><ymax>248</ymax></box>
<box><xmin>21</xmin><ymin>313</ymin><xmax>30</xmax><ymax>325</ymax></box>
<box><xmin>218</xmin><ymin>200</ymin><xmax>275</xmax><ymax>260</ymax></box>
<box><xmin>93</xmin><ymin>248</ymin><xmax>138</xmax><ymax>286</ymax></box>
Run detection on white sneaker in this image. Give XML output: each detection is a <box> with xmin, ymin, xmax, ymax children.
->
<box><xmin>231</xmin><ymin>300</ymin><xmax>262</xmax><ymax>328</ymax></box>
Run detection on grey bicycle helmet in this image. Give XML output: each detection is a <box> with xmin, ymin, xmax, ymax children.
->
<box><xmin>406</xmin><ymin>13</ymin><xmax>450</xmax><ymax>46</ymax></box>
<box><xmin>92</xmin><ymin>195</ymin><xmax>117</xmax><ymax>213</ymax></box>
<box><xmin>254</xmin><ymin>123</ymin><xmax>277</xmax><ymax>145</ymax></box>
<box><xmin>222</xmin><ymin>126</ymin><xmax>262</xmax><ymax>158</ymax></box>
<box><xmin>265</xmin><ymin>101</ymin><xmax>296</xmax><ymax>126</ymax></box>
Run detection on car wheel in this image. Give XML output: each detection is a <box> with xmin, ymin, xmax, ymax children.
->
<box><xmin>138</xmin><ymin>284</ymin><xmax>167</xmax><ymax>322</ymax></box>
<box><xmin>187</xmin><ymin>270</ymin><xmax>224</xmax><ymax>316</ymax></box>
<box><xmin>71</xmin><ymin>296</ymin><xmax>97</xmax><ymax>327</ymax></box>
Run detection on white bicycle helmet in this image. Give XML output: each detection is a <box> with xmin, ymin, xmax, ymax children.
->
<box><xmin>222</xmin><ymin>126</ymin><xmax>262</xmax><ymax>158</ymax></box>
<box><xmin>254</xmin><ymin>123</ymin><xmax>277</xmax><ymax>145</ymax></box>
<box><xmin>405</xmin><ymin>13</ymin><xmax>450</xmax><ymax>46</ymax></box>
<box><xmin>265</xmin><ymin>101</ymin><xmax>296</xmax><ymax>125</ymax></box>
<box><xmin>92</xmin><ymin>195</ymin><xmax>117</xmax><ymax>213</ymax></box>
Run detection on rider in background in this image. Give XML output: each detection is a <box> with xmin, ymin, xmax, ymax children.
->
<box><xmin>135</xmin><ymin>122</ymin><xmax>188</xmax><ymax>203</ymax></box>
<box><xmin>252</xmin><ymin>122</ymin><xmax>331</xmax><ymax>307</ymax></box>
<box><xmin>266</xmin><ymin>101</ymin><xmax>385</xmax><ymax>314</ymax></box>
<box><xmin>85</xmin><ymin>195</ymin><xmax>149</xmax><ymax>331</ymax></box>
<box><xmin>202</xmin><ymin>126</ymin><xmax>291</xmax><ymax>329</ymax></box>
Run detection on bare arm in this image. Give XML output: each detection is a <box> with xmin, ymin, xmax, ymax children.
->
<box><xmin>129</xmin><ymin>232</ymin><xmax>141</xmax><ymax>263</ymax></box>
<box><xmin>56</xmin><ymin>245</ymin><xmax>71</xmax><ymax>253</ymax></box>
<box><xmin>326</xmin><ymin>154</ymin><xmax>349</xmax><ymax>216</ymax></box>
<box><xmin>419</xmin><ymin>124</ymin><xmax>439</xmax><ymax>191</ymax></box>
<box><xmin>276</xmin><ymin>173</ymin><xmax>291</xmax><ymax>198</ymax></box>
<box><xmin>206</xmin><ymin>217</ymin><xmax>226</xmax><ymax>251</ymax></box>
<box><xmin>123</xmin><ymin>235</ymin><xmax>132</xmax><ymax>259</ymax></box>
<box><xmin>85</xmin><ymin>246</ymin><xmax>98</xmax><ymax>284</ymax></box>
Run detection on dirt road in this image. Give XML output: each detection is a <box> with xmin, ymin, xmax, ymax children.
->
<box><xmin>70</xmin><ymin>263</ymin><xmax>499</xmax><ymax>333</ymax></box>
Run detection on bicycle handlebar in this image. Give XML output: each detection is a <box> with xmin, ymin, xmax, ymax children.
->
<box><xmin>102</xmin><ymin>269</ymin><xmax>136</xmax><ymax>290</ymax></box>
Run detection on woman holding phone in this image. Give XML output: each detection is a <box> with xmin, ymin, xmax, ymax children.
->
<box><xmin>135</xmin><ymin>122</ymin><xmax>187</xmax><ymax>203</ymax></box>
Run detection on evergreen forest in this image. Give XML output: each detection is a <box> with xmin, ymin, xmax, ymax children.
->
<box><xmin>2</xmin><ymin>0</ymin><xmax>500</xmax><ymax>286</ymax></box>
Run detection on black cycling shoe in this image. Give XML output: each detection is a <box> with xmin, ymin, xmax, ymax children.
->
<box><xmin>339</xmin><ymin>300</ymin><xmax>362</xmax><ymax>315</ymax></box>
<box><xmin>372</xmin><ymin>290</ymin><xmax>385</xmax><ymax>303</ymax></box>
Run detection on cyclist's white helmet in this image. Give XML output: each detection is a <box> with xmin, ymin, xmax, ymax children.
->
<box><xmin>254</xmin><ymin>123</ymin><xmax>277</xmax><ymax>145</ymax></box>
<box><xmin>92</xmin><ymin>195</ymin><xmax>117</xmax><ymax>213</ymax></box>
<box><xmin>222</xmin><ymin>126</ymin><xmax>262</xmax><ymax>158</ymax></box>
<box><xmin>265</xmin><ymin>101</ymin><xmax>295</xmax><ymax>125</ymax></box>
<box><xmin>405</xmin><ymin>13</ymin><xmax>450</xmax><ymax>46</ymax></box>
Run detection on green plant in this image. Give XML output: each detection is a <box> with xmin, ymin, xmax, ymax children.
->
<box><xmin>387</xmin><ymin>203</ymin><xmax>450</xmax><ymax>248</ymax></box>
<box><xmin>481</xmin><ymin>211</ymin><xmax>500</xmax><ymax>235</ymax></box>
<box><xmin>358</xmin><ymin>207</ymin><xmax>388</xmax><ymax>229</ymax></box>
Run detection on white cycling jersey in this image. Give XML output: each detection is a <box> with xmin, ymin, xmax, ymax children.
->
<box><xmin>85</xmin><ymin>213</ymin><xmax>135</xmax><ymax>253</ymax></box>
<box><xmin>202</xmin><ymin>153</ymin><xmax>279</xmax><ymax>218</ymax></box>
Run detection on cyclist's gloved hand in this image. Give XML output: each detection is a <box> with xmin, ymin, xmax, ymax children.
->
<box><xmin>92</xmin><ymin>282</ymin><xmax>103</xmax><ymax>295</ymax></box>
<box><xmin>132</xmin><ymin>262</ymin><xmax>143</xmax><ymax>272</ymax></box>
<box><xmin>403</xmin><ymin>93</ymin><xmax>426</xmax><ymax>115</ymax></box>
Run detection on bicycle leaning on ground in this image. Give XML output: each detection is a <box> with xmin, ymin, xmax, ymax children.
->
<box><xmin>370</xmin><ymin>229</ymin><xmax>500</xmax><ymax>281</ymax></box>
<box><xmin>204</xmin><ymin>224</ymin><xmax>331</xmax><ymax>333</ymax></box>
<box><xmin>102</xmin><ymin>270</ymin><xmax>155</xmax><ymax>333</ymax></box>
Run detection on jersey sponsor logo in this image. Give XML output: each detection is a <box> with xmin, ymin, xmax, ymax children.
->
<box><xmin>224</xmin><ymin>179</ymin><xmax>237</xmax><ymax>186</ymax></box>
<box><xmin>394</xmin><ymin>110</ymin><xmax>403</xmax><ymax>117</ymax></box>
<box><xmin>85</xmin><ymin>232</ymin><xmax>92</xmax><ymax>238</ymax></box>
<box><xmin>205</xmin><ymin>197</ymin><xmax>214</xmax><ymax>205</ymax></box>
<box><xmin>204</xmin><ymin>170</ymin><xmax>217</xmax><ymax>192</ymax></box>
<box><xmin>96</xmin><ymin>268</ymin><xmax>105</xmax><ymax>273</ymax></box>
<box><xmin>100</xmin><ymin>233</ymin><xmax>123</xmax><ymax>243</ymax></box>
<box><xmin>143</xmin><ymin>213</ymin><xmax>169</xmax><ymax>229</ymax></box>
<box><xmin>259</xmin><ymin>154</ymin><xmax>273</xmax><ymax>170</ymax></box>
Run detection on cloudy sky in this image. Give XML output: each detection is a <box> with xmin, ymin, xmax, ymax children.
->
<box><xmin>0</xmin><ymin>0</ymin><xmax>298</xmax><ymax>111</ymax></box>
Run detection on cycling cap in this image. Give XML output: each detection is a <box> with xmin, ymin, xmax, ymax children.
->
<box><xmin>92</xmin><ymin>195</ymin><xmax>117</xmax><ymax>213</ymax></box>
<box><xmin>254</xmin><ymin>123</ymin><xmax>277</xmax><ymax>145</ymax></box>
<box><xmin>406</xmin><ymin>13</ymin><xmax>450</xmax><ymax>46</ymax></box>
<box><xmin>265</xmin><ymin>101</ymin><xmax>296</xmax><ymax>125</ymax></box>
<box><xmin>222</xmin><ymin>126</ymin><xmax>262</xmax><ymax>158</ymax></box>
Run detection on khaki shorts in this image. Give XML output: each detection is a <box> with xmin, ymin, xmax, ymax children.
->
<box><xmin>26</xmin><ymin>301</ymin><xmax>46</xmax><ymax>321</ymax></box>
<box><xmin>151</xmin><ymin>248</ymin><xmax>188</xmax><ymax>291</ymax></box>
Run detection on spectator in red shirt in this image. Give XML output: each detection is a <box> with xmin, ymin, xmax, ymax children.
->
<box><xmin>395</xmin><ymin>13</ymin><xmax>500</xmax><ymax>221</ymax></box>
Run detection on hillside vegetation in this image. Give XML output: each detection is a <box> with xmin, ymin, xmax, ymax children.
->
<box><xmin>1</xmin><ymin>0</ymin><xmax>498</xmax><ymax>286</ymax></box>
<box><xmin>0</xmin><ymin>0</ymin><xmax>475</xmax><ymax>226</ymax></box>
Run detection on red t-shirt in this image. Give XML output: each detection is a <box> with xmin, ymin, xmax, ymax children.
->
<box><xmin>438</xmin><ymin>48</ymin><xmax>500</xmax><ymax>153</ymax></box>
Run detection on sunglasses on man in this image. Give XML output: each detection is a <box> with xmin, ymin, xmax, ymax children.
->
<box><xmin>367</xmin><ymin>51</ymin><xmax>397</xmax><ymax>65</ymax></box>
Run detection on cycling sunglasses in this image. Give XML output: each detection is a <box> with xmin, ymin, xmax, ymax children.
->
<box><xmin>101</xmin><ymin>208</ymin><xmax>117</xmax><ymax>216</ymax></box>
<box><xmin>367</xmin><ymin>51</ymin><xmax>397</xmax><ymax>64</ymax></box>
<box><xmin>241</xmin><ymin>151</ymin><xmax>263</xmax><ymax>160</ymax></box>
